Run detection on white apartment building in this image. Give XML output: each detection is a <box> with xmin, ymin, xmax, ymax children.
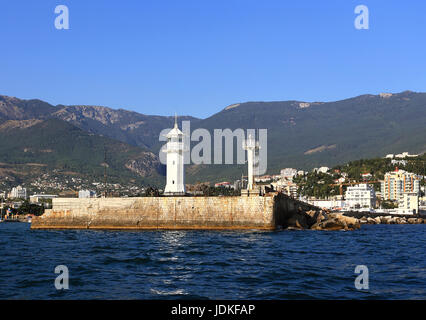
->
<box><xmin>381</xmin><ymin>169</ymin><xmax>420</xmax><ymax>200</ymax></box>
<box><xmin>272</xmin><ymin>180</ymin><xmax>298</xmax><ymax>198</ymax></box>
<box><xmin>313</xmin><ymin>167</ymin><xmax>330</xmax><ymax>174</ymax></box>
<box><xmin>78</xmin><ymin>190</ymin><xmax>97</xmax><ymax>198</ymax></box>
<box><xmin>318</xmin><ymin>166</ymin><xmax>330</xmax><ymax>174</ymax></box>
<box><xmin>398</xmin><ymin>192</ymin><xmax>419</xmax><ymax>214</ymax></box>
<box><xmin>280</xmin><ymin>168</ymin><xmax>298</xmax><ymax>181</ymax></box>
<box><xmin>345</xmin><ymin>184</ymin><xmax>376</xmax><ymax>209</ymax></box>
<box><xmin>9</xmin><ymin>186</ymin><xmax>27</xmax><ymax>199</ymax></box>
<box><xmin>395</xmin><ymin>152</ymin><xmax>418</xmax><ymax>159</ymax></box>
<box><xmin>29</xmin><ymin>194</ymin><xmax>58</xmax><ymax>203</ymax></box>
<box><xmin>312</xmin><ymin>199</ymin><xmax>345</xmax><ymax>210</ymax></box>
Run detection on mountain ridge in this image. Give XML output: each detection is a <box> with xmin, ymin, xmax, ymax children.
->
<box><xmin>1</xmin><ymin>90</ymin><xmax>425</xmax><ymax>185</ymax></box>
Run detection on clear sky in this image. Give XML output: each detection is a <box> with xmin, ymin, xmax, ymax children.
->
<box><xmin>0</xmin><ymin>0</ymin><xmax>425</xmax><ymax>118</ymax></box>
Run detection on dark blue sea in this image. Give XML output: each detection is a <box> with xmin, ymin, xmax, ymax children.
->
<box><xmin>0</xmin><ymin>223</ymin><xmax>425</xmax><ymax>299</ymax></box>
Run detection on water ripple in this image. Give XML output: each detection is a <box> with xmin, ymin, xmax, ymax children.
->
<box><xmin>0</xmin><ymin>223</ymin><xmax>425</xmax><ymax>299</ymax></box>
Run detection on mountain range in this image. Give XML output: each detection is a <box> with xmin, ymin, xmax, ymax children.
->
<box><xmin>0</xmin><ymin>90</ymin><xmax>425</xmax><ymax>189</ymax></box>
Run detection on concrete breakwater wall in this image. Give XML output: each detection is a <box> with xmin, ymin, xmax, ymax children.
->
<box><xmin>31</xmin><ymin>193</ymin><xmax>318</xmax><ymax>230</ymax></box>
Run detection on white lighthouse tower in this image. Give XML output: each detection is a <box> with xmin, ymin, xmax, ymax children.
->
<box><xmin>242</xmin><ymin>134</ymin><xmax>259</xmax><ymax>191</ymax></box>
<box><xmin>164</xmin><ymin>115</ymin><xmax>186</xmax><ymax>196</ymax></box>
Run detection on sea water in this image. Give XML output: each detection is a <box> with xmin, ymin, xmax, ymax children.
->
<box><xmin>0</xmin><ymin>223</ymin><xmax>425</xmax><ymax>299</ymax></box>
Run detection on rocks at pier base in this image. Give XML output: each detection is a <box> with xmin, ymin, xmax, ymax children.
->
<box><xmin>310</xmin><ymin>213</ymin><xmax>360</xmax><ymax>231</ymax></box>
<box><xmin>305</xmin><ymin>210</ymin><xmax>328</xmax><ymax>225</ymax></box>
<box><xmin>284</xmin><ymin>209</ymin><xmax>425</xmax><ymax>231</ymax></box>
<box><xmin>285</xmin><ymin>210</ymin><xmax>360</xmax><ymax>231</ymax></box>
<box><xmin>380</xmin><ymin>216</ymin><xmax>392</xmax><ymax>224</ymax></box>
<box><xmin>310</xmin><ymin>219</ymin><xmax>347</xmax><ymax>231</ymax></box>
<box><xmin>408</xmin><ymin>218</ymin><xmax>424</xmax><ymax>224</ymax></box>
<box><xmin>355</xmin><ymin>215</ymin><xmax>425</xmax><ymax>225</ymax></box>
<box><xmin>286</xmin><ymin>212</ymin><xmax>309</xmax><ymax>230</ymax></box>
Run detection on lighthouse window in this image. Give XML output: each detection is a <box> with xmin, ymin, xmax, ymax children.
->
<box><xmin>172</xmin><ymin>180</ymin><xmax>175</xmax><ymax>184</ymax></box>
<box><xmin>173</xmin><ymin>161</ymin><xmax>175</xmax><ymax>165</ymax></box>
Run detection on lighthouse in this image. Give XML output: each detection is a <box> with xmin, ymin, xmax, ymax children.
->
<box><xmin>164</xmin><ymin>115</ymin><xmax>186</xmax><ymax>196</ymax></box>
<box><xmin>242</xmin><ymin>134</ymin><xmax>259</xmax><ymax>191</ymax></box>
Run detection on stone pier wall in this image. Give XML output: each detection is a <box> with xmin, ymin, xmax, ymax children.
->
<box><xmin>31</xmin><ymin>193</ymin><xmax>320</xmax><ymax>230</ymax></box>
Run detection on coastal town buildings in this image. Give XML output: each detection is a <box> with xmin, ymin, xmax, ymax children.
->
<box><xmin>9</xmin><ymin>186</ymin><xmax>27</xmax><ymax>199</ymax></box>
<box><xmin>271</xmin><ymin>180</ymin><xmax>298</xmax><ymax>198</ymax></box>
<box><xmin>255</xmin><ymin>175</ymin><xmax>273</xmax><ymax>183</ymax></box>
<box><xmin>312</xmin><ymin>167</ymin><xmax>330</xmax><ymax>174</ymax></box>
<box><xmin>398</xmin><ymin>192</ymin><xmax>419</xmax><ymax>214</ymax></box>
<box><xmin>280</xmin><ymin>168</ymin><xmax>298</xmax><ymax>181</ymax></box>
<box><xmin>311</xmin><ymin>199</ymin><xmax>345</xmax><ymax>210</ymax></box>
<box><xmin>317</xmin><ymin>167</ymin><xmax>330</xmax><ymax>174</ymax></box>
<box><xmin>385</xmin><ymin>152</ymin><xmax>418</xmax><ymax>159</ymax></box>
<box><xmin>344</xmin><ymin>184</ymin><xmax>376</xmax><ymax>209</ymax></box>
<box><xmin>391</xmin><ymin>159</ymin><xmax>407</xmax><ymax>166</ymax></box>
<box><xmin>29</xmin><ymin>194</ymin><xmax>58</xmax><ymax>203</ymax></box>
<box><xmin>361</xmin><ymin>173</ymin><xmax>372</xmax><ymax>180</ymax></box>
<box><xmin>78</xmin><ymin>190</ymin><xmax>97</xmax><ymax>198</ymax></box>
<box><xmin>380</xmin><ymin>169</ymin><xmax>420</xmax><ymax>200</ymax></box>
<box><xmin>214</xmin><ymin>181</ymin><xmax>233</xmax><ymax>189</ymax></box>
<box><xmin>395</xmin><ymin>152</ymin><xmax>418</xmax><ymax>158</ymax></box>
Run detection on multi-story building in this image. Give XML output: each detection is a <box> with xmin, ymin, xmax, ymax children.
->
<box><xmin>214</xmin><ymin>182</ymin><xmax>233</xmax><ymax>189</ymax></box>
<box><xmin>312</xmin><ymin>199</ymin><xmax>345</xmax><ymax>210</ymax></box>
<box><xmin>381</xmin><ymin>169</ymin><xmax>420</xmax><ymax>200</ymax></box>
<box><xmin>297</xmin><ymin>170</ymin><xmax>306</xmax><ymax>176</ymax></box>
<box><xmin>345</xmin><ymin>184</ymin><xmax>376</xmax><ymax>209</ymax></box>
<box><xmin>255</xmin><ymin>175</ymin><xmax>273</xmax><ymax>183</ymax></box>
<box><xmin>398</xmin><ymin>192</ymin><xmax>419</xmax><ymax>214</ymax></box>
<box><xmin>395</xmin><ymin>152</ymin><xmax>418</xmax><ymax>159</ymax></box>
<box><xmin>29</xmin><ymin>194</ymin><xmax>58</xmax><ymax>203</ymax></box>
<box><xmin>272</xmin><ymin>180</ymin><xmax>298</xmax><ymax>198</ymax></box>
<box><xmin>9</xmin><ymin>186</ymin><xmax>27</xmax><ymax>199</ymax></box>
<box><xmin>361</xmin><ymin>173</ymin><xmax>372</xmax><ymax>180</ymax></box>
<box><xmin>280</xmin><ymin>168</ymin><xmax>298</xmax><ymax>181</ymax></box>
<box><xmin>317</xmin><ymin>167</ymin><xmax>330</xmax><ymax>174</ymax></box>
<box><xmin>78</xmin><ymin>190</ymin><xmax>97</xmax><ymax>198</ymax></box>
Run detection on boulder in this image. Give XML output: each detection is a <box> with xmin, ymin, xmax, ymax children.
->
<box><xmin>396</xmin><ymin>217</ymin><xmax>407</xmax><ymax>224</ymax></box>
<box><xmin>389</xmin><ymin>217</ymin><xmax>398</xmax><ymax>224</ymax></box>
<box><xmin>303</xmin><ymin>210</ymin><xmax>329</xmax><ymax>228</ymax></box>
<box><xmin>407</xmin><ymin>218</ymin><xmax>423</xmax><ymax>224</ymax></box>
<box><xmin>286</xmin><ymin>212</ymin><xmax>309</xmax><ymax>230</ymax></box>
<box><xmin>335</xmin><ymin>214</ymin><xmax>360</xmax><ymax>229</ymax></box>
<box><xmin>320</xmin><ymin>210</ymin><xmax>328</xmax><ymax>221</ymax></box>
<box><xmin>305</xmin><ymin>210</ymin><xmax>319</xmax><ymax>226</ymax></box>
<box><xmin>367</xmin><ymin>217</ymin><xmax>377</xmax><ymax>224</ymax></box>
<box><xmin>360</xmin><ymin>216</ymin><xmax>368</xmax><ymax>224</ymax></box>
<box><xmin>311</xmin><ymin>218</ymin><xmax>348</xmax><ymax>231</ymax></box>
<box><xmin>310</xmin><ymin>214</ymin><xmax>360</xmax><ymax>231</ymax></box>
<box><xmin>380</xmin><ymin>216</ymin><xmax>392</xmax><ymax>224</ymax></box>
<box><xmin>374</xmin><ymin>217</ymin><xmax>382</xmax><ymax>224</ymax></box>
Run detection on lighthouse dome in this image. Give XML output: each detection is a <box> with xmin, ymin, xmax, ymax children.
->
<box><xmin>166</xmin><ymin>114</ymin><xmax>184</xmax><ymax>137</ymax></box>
<box><xmin>166</xmin><ymin>125</ymin><xmax>183</xmax><ymax>137</ymax></box>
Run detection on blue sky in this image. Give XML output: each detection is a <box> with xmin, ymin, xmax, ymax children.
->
<box><xmin>0</xmin><ymin>0</ymin><xmax>425</xmax><ymax>118</ymax></box>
